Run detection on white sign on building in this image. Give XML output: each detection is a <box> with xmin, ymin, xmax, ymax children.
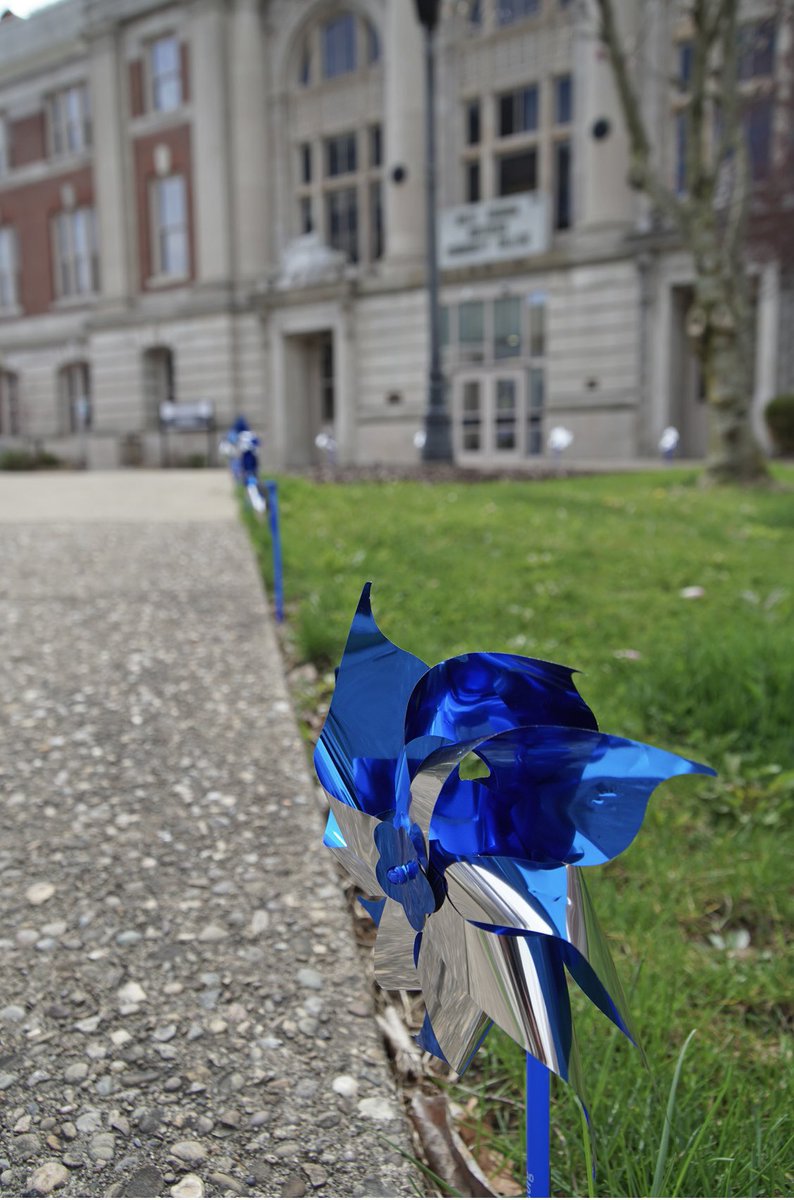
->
<box><xmin>438</xmin><ymin>194</ymin><xmax>549</xmax><ymax>269</ymax></box>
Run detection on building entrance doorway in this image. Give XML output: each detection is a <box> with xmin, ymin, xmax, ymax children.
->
<box><xmin>453</xmin><ymin>370</ymin><xmax>539</xmax><ymax>460</ymax></box>
<box><xmin>281</xmin><ymin>330</ymin><xmax>336</xmax><ymax>467</ymax></box>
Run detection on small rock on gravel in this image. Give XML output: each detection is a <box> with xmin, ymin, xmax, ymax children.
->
<box><xmin>26</xmin><ymin>882</ymin><xmax>55</xmax><ymax>906</ymax></box>
<box><xmin>27</xmin><ymin>1161</ymin><xmax>69</xmax><ymax>1195</ymax></box>
<box><xmin>209</xmin><ymin>1172</ymin><xmax>244</xmax><ymax>1195</ymax></box>
<box><xmin>331</xmin><ymin>1074</ymin><xmax>358</xmax><ymax>1098</ymax></box>
<box><xmin>356</xmin><ymin>1097</ymin><xmax>396</xmax><ymax>1122</ymax></box>
<box><xmin>117</xmin><ymin>981</ymin><xmax>147</xmax><ymax>1006</ymax></box>
<box><xmin>119</xmin><ymin>1166</ymin><xmax>165</xmax><ymax>1197</ymax></box>
<box><xmin>170</xmin><ymin>1141</ymin><xmax>207</xmax><ymax>1165</ymax></box>
<box><xmin>0</xmin><ymin>1004</ymin><xmax>25</xmax><ymax>1023</ymax></box>
<box><xmin>89</xmin><ymin>1132</ymin><xmax>116</xmax><ymax>1162</ymax></box>
<box><xmin>302</xmin><ymin>1163</ymin><xmax>328</xmax><ymax>1187</ymax></box>
<box><xmin>296</xmin><ymin>968</ymin><xmax>323</xmax><ymax>990</ymax></box>
<box><xmin>170</xmin><ymin>1175</ymin><xmax>205</xmax><ymax>1197</ymax></box>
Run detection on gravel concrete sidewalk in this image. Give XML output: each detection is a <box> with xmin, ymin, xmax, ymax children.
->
<box><xmin>0</xmin><ymin>471</ymin><xmax>419</xmax><ymax>1199</ymax></box>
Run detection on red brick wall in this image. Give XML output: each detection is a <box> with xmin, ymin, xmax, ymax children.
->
<box><xmin>132</xmin><ymin>124</ymin><xmax>194</xmax><ymax>289</ymax></box>
<box><xmin>0</xmin><ymin>166</ymin><xmax>93</xmax><ymax>316</ymax></box>
<box><xmin>9</xmin><ymin>112</ymin><xmax>46</xmax><ymax>168</ymax></box>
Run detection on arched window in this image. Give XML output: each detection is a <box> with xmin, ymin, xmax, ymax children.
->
<box><xmin>59</xmin><ymin>361</ymin><xmax>91</xmax><ymax>434</ymax></box>
<box><xmin>290</xmin><ymin>10</ymin><xmax>384</xmax><ymax>266</ymax></box>
<box><xmin>143</xmin><ymin>346</ymin><xmax>175</xmax><ymax>428</ymax></box>
<box><xmin>0</xmin><ymin>369</ymin><xmax>19</xmax><ymax>435</ymax></box>
<box><xmin>298</xmin><ymin>9</ymin><xmax>381</xmax><ymax>87</ymax></box>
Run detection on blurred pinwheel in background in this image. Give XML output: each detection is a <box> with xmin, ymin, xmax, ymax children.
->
<box><xmin>220</xmin><ymin>417</ymin><xmax>267</xmax><ymax>515</ymax></box>
<box><xmin>314</xmin><ymin>584</ymin><xmax>714</xmax><ymax>1096</ymax></box>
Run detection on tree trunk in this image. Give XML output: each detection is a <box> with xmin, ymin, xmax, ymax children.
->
<box><xmin>689</xmin><ymin>272</ymin><xmax>769</xmax><ymax>484</ymax></box>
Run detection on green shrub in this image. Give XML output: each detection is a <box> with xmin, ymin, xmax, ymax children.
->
<box><xmin>764</xmin><ymin>393</ymin><xmax>794</xmax><ymax>454</ymax></box>
<box><xmin>0</xmin><ymin>447</ymin><xmax>61</xmax><ymax>471</ymax></box>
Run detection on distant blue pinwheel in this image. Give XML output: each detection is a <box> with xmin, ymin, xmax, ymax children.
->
<box><xmin>315</xmin><ymin>584</ymin><xmax>714</xmax><ymax>1098</ymax></box>
<box><xmin>220</xmin><ymin>418</ymin><xmax>267</xmax><ymax>515</ymax></box>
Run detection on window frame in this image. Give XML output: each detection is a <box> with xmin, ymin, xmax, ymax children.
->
<box><xmin>53</xmin><ymin>207</ymin><xmax>99</xmax><ymax>300</ymax></box>
<box><xmin>298</xmin><ymin>123</ymin><xmax>384</xmax><ymax>266</ymax></box>
<box><xmin>0</xmin><ymin>225</ymin><xmax>18</xmax><ymax>310</ymax></box>
<box><xmin>0</xmin><ymin>369</ymin><xmax>20</xmax><ymax>437</ymax></box>
<box><xmin>59</xmin><ymin>360</ymin><xmax>92</xmax><ymax>434</ymax></box>
<box><xmin>48</xmin><ymin>83</ymin><xmax>92</xmax><ymax>158</ymax></box>
<box><xmin>149</xmin><ymin>174</ymin><xmax>190</xmax><ymax>280</ymax></box>
<box><xmin>148</xmin><ymin>34</ymin><xmax>183</xmax><ymax>114</ymax></box>
<box><xmin>497</xmin><ymin>84</ymin><xmax>540</xmax><ymax>138</ymax></box>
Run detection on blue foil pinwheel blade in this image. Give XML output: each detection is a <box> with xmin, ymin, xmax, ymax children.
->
<box><xmin>404</xmin><ymin>652</ymin><xmax>598</xmax><ymax>747</ymax></box>
<box><xmin>429</xmin><ymin>726</ymin><xmax>715</xmax><ymax>867</ymax></box>
<box><xmin>314</xmin><ymin>583</ymin><xmax>428</xmax><ymax>818</ymax></box>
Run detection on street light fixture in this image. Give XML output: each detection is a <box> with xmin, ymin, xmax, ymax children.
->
<box><xmin>414</xmin><ymin>0</ymin><xmax>452</xmax><ymax>462</ymax></box>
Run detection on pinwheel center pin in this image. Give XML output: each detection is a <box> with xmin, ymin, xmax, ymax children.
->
<box><xmin>386</xmin><ymin>860</ymin><xmax>420</xmax><ymax>885</ymax></box>
<box><xmin>374</xmin><ymin>822</ymin><xmax>436</xmax><ymax>932</ymax></box>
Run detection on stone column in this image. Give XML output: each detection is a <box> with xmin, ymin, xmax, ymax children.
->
<box><xmin>573</xmin><ymin>0</ymin><xmax>635</xmax><ymax>230</ymax></box>
<box><xmin>228</xmin><ymin>0</ymin><xmax>270</xmax><ymax>283</ymax></box>
<box><xmin>190</xmin><ymin>0</ymin><xmax>232</xmax><ymax>286</ymax></box>
<box><xmin>383</xmin><ymin>1</ymin><xmax>426</xmax><ymax>268</ymax></box>
<box><xmin>268</xmin><ymin>313</ymin><xmax>288</xmax><ymax>469</ymax></box>
<box><xmin>89</xmin><ymin>28</ymin><xmax>131</xmax><ymax>307</ymax></box>
<box><xmin>334</xmin><ymin>299</ymin><xmax>357</xmax><ymax>466</ymax></box>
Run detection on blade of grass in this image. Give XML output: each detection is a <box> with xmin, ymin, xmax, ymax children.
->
<box><xmin>576</xmin><ymin>1097</ymin><xmax>596</xmax><ymax>1200</ymax></box>
<box><xmin>670</xmin><ymin>1068</ymin><xmax>731</xmax><ymax>1196</ymax></box>
<box><xmin>651</xmin><ymin>1028</ymin><xmax>697</xmax><ymax>1197</ymax></box>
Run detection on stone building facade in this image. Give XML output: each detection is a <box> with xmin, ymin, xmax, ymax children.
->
<box><xmin>0</xmin><ymin>0</ymin><xmax>786</xmax><ymax>468</ymax></box>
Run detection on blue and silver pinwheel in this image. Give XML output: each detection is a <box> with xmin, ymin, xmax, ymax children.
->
<box><xmin>314</xmin><ymin>584</ymin><xmax>714</xmax><ymax>1097</ymax></box>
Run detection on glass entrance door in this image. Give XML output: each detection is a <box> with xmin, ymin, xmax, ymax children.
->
<box><xmin>454</xmin><ymin>371</ymin><xmax>526</xmax><ymax>460</ymax></box>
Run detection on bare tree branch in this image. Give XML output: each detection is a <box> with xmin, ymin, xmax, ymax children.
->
<box><xmin>594</xmin><ymin>0</ymin><xmax>687</xmax><ymax>232</ymax></box>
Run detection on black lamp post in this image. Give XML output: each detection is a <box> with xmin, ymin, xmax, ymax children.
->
<box><xmin>414</xmin><ymin>0</ymin><xmax>452</xmax><ymax>462</ymax></box>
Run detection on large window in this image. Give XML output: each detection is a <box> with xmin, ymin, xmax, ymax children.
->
<box><xmin>325</xmin><ymin>131</ymin><xmax>357</xmax><ymax>177</ymax></box>
<box><xmin>151</xmin><ymin>175</ymin><xmax>189</xmax><ymax>278</ymax></box>
<box><xmin>555</xmin><ymin>75</ymin><xmax>573</xmax><ymax>126</ymax></box>
<box><xmin>49</xmin><ymin>84</ymin><xmax>91</xmax><ymax>157</ymax></box>
<box><xmin>738</xmin><ymin>20</ymin><xmax>776</xmax><ymax>81</ymax></box>
<box><xmin>326</xmin><ymin>186</ymin><xmax>358</xmax><ymax>262</ymax></box>
<box><xmin>494</xmin><ymin>297</ymin><xmax>522</xmax><ymax>359</ymax></box>
<box><xmin>745</xmin><ymin>97</ymin><xmax>773</xmax><ymax>181</ymax></box>
<box><xmin>297</xmin><ymin>124</ymin><xmax>383</xmax><ymax>265</ymax></box>
<box><xmin>322</xmin><ymin>14</ymin><xmax>356</xmax><ymax>79</ymax></box>
<box><xmin>446</xmin><ymin>292</ymin><xmax>548</xmax><ymax>458</ymax></box>
<box><xmin>0</xmin><ymin>370</ymin><xmax>19</xmax><ymax>436</ymax></box>
<box><xmin>497</xmin><ymin>0</ymin><xmax>540</xmax><ymax>27</ymax></box>
<box><xmin>150</xmin><ymin>35</ymin><xmax>182</xmax><ymax>112</ymax></box>
<box><xmin>554</xmin><ymin>140</ymin><xmax>572</xmax><ymax>229</ymax></box>
<box><xmin>498</xmin><ymin>85</ymin><xmax>539</xmax><ymax>137</ymax></box>
<box><xmin>497</xmin><ymin>148</ymin><xmax>537</xmax><ymax>196</ymax></box>
<box><xmin>0</xmin><ymin>227</ymin><xmax>18</xmax><ymax>309</ymax></box>
<box><xmin>59</xmin><ymin>361</ymin><xmax>91</xmax><ymax>434</ymax></box>
<box><xmin>54</xmin><ymin>208</ymin><xmax>98</xmax><ymax>298</ymax></box>
<box><xmin>298</xmin><ymin>11</ymin><xmax>381</xmax><ymax>87</ymax></box>
<box><xmin>144</xmin><ymin>346</ymin><xmax>175</xmax><ymax>428</ymax></box>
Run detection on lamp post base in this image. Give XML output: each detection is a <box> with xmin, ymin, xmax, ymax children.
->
<box><xmin>422</xmin><ymin>407</ymin><xmax>453</xmax><ymax>462</ymax></box>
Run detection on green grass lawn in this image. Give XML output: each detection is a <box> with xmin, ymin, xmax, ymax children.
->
<box><xmin>245</xmin><ymin>466</ymin><xmax>793</xmax><ymax>1198</ymax></box>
